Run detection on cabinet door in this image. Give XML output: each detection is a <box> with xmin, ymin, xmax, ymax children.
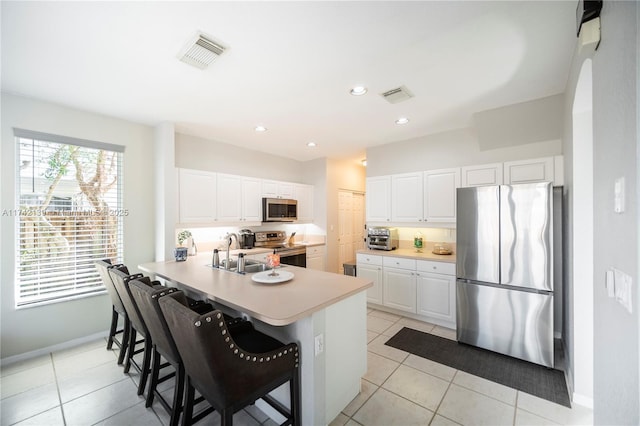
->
<box><xmin>461</xmin><ymin>163</ymin><xmax>503</xmax><ymax>187</ymax></box>
<box><xmin>262</xmin><ymin>180</ymin><xmax>294</xmax><ymax>198</ymax></box>
<box><xmin>392</xmin><ymin>172</ymin><xmax>423</xmax><ymax>222</ymax></box>
<box><xmin>262</xmin><ymin>180</ymin><xmax>279</xmax><ymax>198</ymax></box>
<box><xmin>306</xmin><ymin>245</ymin><xmax>326</xmax><ymax>271</ymax></box>
<box><xmin>382</xmin><ymin>268</ymin><xmax>416</xmax><ymax>313</ymax></box>
<box><xmin>178</xmin><ymin>169</ymin><xmax>217</xmax><ymax>223</ymax></box>
<box><xmin>216</xmin><ymin>174</ymin><xmax>242</xmax><ymax>222</ymax></box>
<box><xmin>307</xmin><ymin>255</ymin><xmax>325</xmax><ymax>271</ymax></box>
<box><xmin>295</xmin><ymin>183</ymin><xmax>314</xmax><ymax>222</ymax></box>
<box><xmin>423</xmin><ymin>168</ymin><xmax>460</xmax><ymax>223</ymax></box>
<box><xmin>357</xmin><ymin>264</ymin><xmax>383</xmax><ymax>305</ymax></box>
<box><xmin>504</xmin><ymin>157</ymin><xmax>554</xmax><ymax>185</ymax></box>
<box><xmin>366</xmin><ymin>176</ymin><xmax>391</xmax><ymax>222</ymax></box>
<box><xmin>241</xmin><ymin>177</ymin><xmax>262</xmax><ymax>222</ymax></box>
<box><xmin>416</xmin><ymin>272</ymin><xmax>456</xmax><ymax>325</ymax></box>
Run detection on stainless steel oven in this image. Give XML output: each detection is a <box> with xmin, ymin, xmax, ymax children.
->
<box><xmin>255</xmin><ymin>231</ymin><xmax>307</xmax><ymax>267</ymax></box>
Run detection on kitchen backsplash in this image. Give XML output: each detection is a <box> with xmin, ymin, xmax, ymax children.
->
<box><xmin>395</xmin><ymin>227</ymin><xmax>456</xmax><ymax>246</ymax></box>
<box><xmin>177</xmin><ymin>223</ymin><xmax>325</xmax><ymax>252</ymax></box>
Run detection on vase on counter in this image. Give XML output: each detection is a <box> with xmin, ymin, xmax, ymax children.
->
<box><xmin>174</xmin><ymin>247</ymin><xmax>188</xmax><ymax>261</ymax></box>
<box><xmin>414</xmin><ymin>232</ymin><xmax>423</xmax><ymax>253</ymax></box>
<box><xmin>187</xmin><ymin>236</ymin><xmax>197</xmax><ymax>256</ymax></box>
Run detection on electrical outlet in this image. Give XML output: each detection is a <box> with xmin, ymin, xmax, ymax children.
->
<box><xmin>314</xmin><ymin>333</ymin><xmax>324</xmax><ymax>356</ymax></box>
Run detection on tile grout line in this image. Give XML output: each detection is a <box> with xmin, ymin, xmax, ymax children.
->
<box><xmin>50</xmin><ymin>351</ymin><xmax>68</xmax><ymax>426</ymax></box>
<box><xmin>428</xmin><ymin>370</ymin><xmax>460</xmax><ymax>426</ymax></box>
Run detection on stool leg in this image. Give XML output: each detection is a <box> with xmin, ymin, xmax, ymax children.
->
<box><xmin>124</xmin><ymin>328</ymin><xmax>137</xmax><ymax>374</ymax></box>
<box><xmin>145</xmin><ymin>348</ymin><xmax>161</xmax><ymax>407</ymax></box>
<box><xmin>170</xmin><ymin>364</ymin><xmax>185</xmax><ymax>426</ymax></box>
<box><xmin>107</xmin><ymin>307</ymin><xmax>118</xmax><ymax>350</ymax></box>
<box><xmin>137</xmin><ymin>337</ymin><xmax>153</xmax><ymax>396</ymax></box>
<box><xmin>182</xmin><ymin>377</ymin><xmax>195</xmax><ymax>426</ymax></box>
<box><xmin>221</xmin><ymin>409</ymin><xmax>232</xmax><ymax>426</ymax></box>
<box><xmin>117</xmin><ymin>316</ymin><xmax>131</xmax><ymax>365</ymax></box>
<box><xmin>291</xmin><ymin>371</ymin><xmax>301</xmax><ymax>426</ymax></box>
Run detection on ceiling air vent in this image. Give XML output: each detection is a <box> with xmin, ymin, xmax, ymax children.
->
<box><xmin>178</xmin><ymin>32</ymin><xmax>227</xmax><ymax>70</ymax></box>
<box><xmin>380</xmin><ymin>85</ymin><xmax>414</xmax><ymax>104</ymax></box>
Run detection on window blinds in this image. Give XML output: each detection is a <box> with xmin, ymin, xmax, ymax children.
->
<box><xmin>14</xmin><ymin>130</ymin><xmax>124</xmax><ymax>307</ymax></box>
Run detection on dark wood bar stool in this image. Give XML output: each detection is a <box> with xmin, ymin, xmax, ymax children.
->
<box><xmin>129</xmin><ymin>281</ymin><xmax>217</xmax><ymax>426</ymax></box>
<box><xmin>109</xmin><ymin>268</ymin><xmax>167</xmax><ymax>397</ymax></box>
<box><xmin>95</xmin><ymin>259</ymin><xmax>130</xmax><ymax>364</ymax></box>
<box><xmin>159</xmin><ymin>293</ymin><xmax>301</xmax><ymax>426</ymax></box>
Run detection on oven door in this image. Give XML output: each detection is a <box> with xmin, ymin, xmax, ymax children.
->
<box><xmin>278</xmin><ymin>247</ymin><xmax>307</xmax><ymax>268</ymax></box>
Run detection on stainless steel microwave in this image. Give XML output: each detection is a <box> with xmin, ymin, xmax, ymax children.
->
<box><xmin>262</xmin><ymin>198</ymin><xmax>297</xmax><ymax>222</ymax></box>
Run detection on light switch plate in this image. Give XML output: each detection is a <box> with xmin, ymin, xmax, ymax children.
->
<box><xmin>614</xmin><ymin>177</ymin><xmax>625</xmax><ymax>213</ymax></box>
<box><xmin>314</xmin><ymin>333</ymin><xmax>324</xmax><ymax>356</ymax></box>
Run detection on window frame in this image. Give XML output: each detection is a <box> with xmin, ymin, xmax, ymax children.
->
<box><xmin>13</xmin><ymin>128</ymin><xmax>125</xmax><ymax>308</ymax></box>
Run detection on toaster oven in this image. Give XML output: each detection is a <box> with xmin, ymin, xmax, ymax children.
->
<box><xmin>367</xmin><ymin>227</ymin><xmax>399</xmax><ymax>251</ymax></box>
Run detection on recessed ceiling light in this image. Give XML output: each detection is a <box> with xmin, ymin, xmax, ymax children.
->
<box><xmin>307</xmin><ymin>142</ymin><xmax>317</xmax><ymax>147</ymax></box>
<box><xmin>395</xmin><ymin>117</ymin><xmax>410</xmax><ymax>125</ymax></box>
<box><xmin>350</xmin><ymin>86</ymin><xmax>368</xmax><ymax>96</ymax></box>
<box><xmin>361</xmin><ymin>159</ymin><xmax>367</xmax><ymax>167</ymax></box>
<box><xmin>254</xmin><ymin>126</ymin><xmax>267</xmax><ymax>132</ymax></box>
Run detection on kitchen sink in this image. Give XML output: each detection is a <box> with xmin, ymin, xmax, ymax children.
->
<box><xmin>212</xmin><ymin>258</ymin><xmax>276</xmax><ymax>274</ymax></box>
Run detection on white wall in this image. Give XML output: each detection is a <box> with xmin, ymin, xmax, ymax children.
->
<box><xmin>366</xmin><ymin>126</ymin><xmax>561</xmax><ymax>177</ymax></box>
<box><xmin>474</xmin><ymin>94</ymin><xmax>564</xmax><ymax>151</ymax></box>
<box><xmin>176</xmin><ymin>132</ymin><xmax>307</xmax><ymax>183</ymax></box>
<box><xmin>588</xmin><ymin>2</ymin><xmax>638</xmax><ymax>423</ymax></box>
<box><xmin>0</xmin><ymin>93</ymin><xmax>156</xmax><ymax>359</ymax></box>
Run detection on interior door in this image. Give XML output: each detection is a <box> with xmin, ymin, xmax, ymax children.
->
<box><xmin>338</xmin><ymin>191</ymin><xmax>354</xmax><ymax>274</ymax></box>
<box><xmin>352</xmin><ymin>193</ymin><xmax>365</xmax><ymax>252</ymax></box>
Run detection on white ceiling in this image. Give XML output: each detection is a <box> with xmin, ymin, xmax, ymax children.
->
<box><xmin>1</xmin><ymin>1</ymin><xmax>577</xmax><ymax>163</ymax></box>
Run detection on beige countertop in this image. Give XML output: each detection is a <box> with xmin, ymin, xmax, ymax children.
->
<box><xmin>356</xmin><ymin>247</ymin><xmax>456</xmax><ymax>264</ymax></box>
<box><xmin>139</xmin><ymin>253</ymin><xmax>371</xmax><ymax>326</ymax></box>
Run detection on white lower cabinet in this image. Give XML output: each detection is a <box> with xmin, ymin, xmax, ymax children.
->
<box><xmin>306</xmin><ymin>245</ymin><xmax>326</xmax><ymax>271</ymax></box>
<box><xmin>416</xmin><ymin>260</ymin><xmax>456</xmax><ymax>325</ymax></box>
<box><xmin>356</xmin><ymin>254</ymin><xmax>383</xmax><ymax>305</ymax></box>
<box><xmin>382</xmin><ymin>267</ymin><xmax>416</xmax><ymax>314</ymax></box>
<box><xmin>382</xmin><ymin>257</ymin><xmax>417</xmax><ymax>314</ymax></box>
<box><xmin>358</xmin><ymin>253</ymin><xmax>456</xmax><ymax>327</ymax></box>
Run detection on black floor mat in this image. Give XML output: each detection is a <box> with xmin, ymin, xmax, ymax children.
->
<box><xmin>385</xmin><ymin>327</ymin><xmax>571</xmax><ymax>408</ymax></box>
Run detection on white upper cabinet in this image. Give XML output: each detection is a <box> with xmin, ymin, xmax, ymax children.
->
<box><xmin>504</xmin><ymin>157</ymin><xmax>554</xmax><ymax>185</ymax></box>
<box><xmin>391</xmin><ymin>172</ymin><xmax>424</xmax><ymax>222</ymax></box>
<box><xmin>423</xmin><ymin>168</ymin><xmax>460</xmax><ymax>223</ymax></box>
<box><xmin>240</xmin><ymin>177</ymin><xmax>262</xmax><ymax>222</ymax></box>
<box><xmin>294</xmin><ymin>183</ymin><xmax>314</xmax><ymax>222</ymax></box>
<box><xmin>216</xmin><ymin>173</ymin><xmax>242</xmax><ymax>222</ymax></box>
<box><xmin>366</xmin><ymin>176</ymin><xmax>392</xmax><ymax>222</ymax></box>
<box><xmin>216</xmin><ymin>174</ymin><xmax>262</xmax><ymax>223</ymax></box>
<box><xmin>178</xmin><ymin>169</ymin><xmax>217</xmax><ymax>224</ymax></box>
<box><xmin>262</xmin><ymin>180</ymin><xmax>295</xmax><ymax>199</ymax></box>
<box><xmin>461</xmin><ymin>163</ymin><xmax>504</xmax><ymax>187</ymax></box>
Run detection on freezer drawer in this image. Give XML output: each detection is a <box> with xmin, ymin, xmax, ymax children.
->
<box><xmin>456</xmin><ymin>280</ymin><xmax>554</xmax><ymax>367</ymax></box>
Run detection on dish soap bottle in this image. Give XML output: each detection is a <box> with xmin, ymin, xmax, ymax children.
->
<box><xmin>414</xmin><ymin>231</ymin><xmax>423</xmax><ymax>253</ymax></box>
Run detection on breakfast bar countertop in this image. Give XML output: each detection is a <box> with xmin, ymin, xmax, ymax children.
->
<box><xmin>139</xmin><ymin>253</ymin><xmax>372</xmax><ymax>326</ymax></box>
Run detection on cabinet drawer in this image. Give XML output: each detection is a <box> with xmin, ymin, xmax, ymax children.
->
<box><xmin>306</xmin><ymin>245</ymin><xmax>325</xmax><ymax>256</ymax></box>
<box><xmin>383</xmin><ymin>256</ymin><xmax>416</xmax><ymax>270</ymax></box>
<box><xmin>356</xmin><ymin>253</ymin><xmax>382</xmax><ymax>266</ymax></box>
<box><xmin>417</xmin><ymin>260</ymin><xmax>455</xmax><ymax>275</ymax></box>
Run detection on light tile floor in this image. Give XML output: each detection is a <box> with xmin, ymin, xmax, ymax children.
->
<box><xmin>0</xmin><ymin>309</ymin><xmax>593</xmax><ymax>426</ymax></box>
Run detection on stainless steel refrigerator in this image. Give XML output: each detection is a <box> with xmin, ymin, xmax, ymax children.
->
<box><xmin>456</xmin><ymin>182</ymin><xmax>560</xmax><ymax>368</ymax></box>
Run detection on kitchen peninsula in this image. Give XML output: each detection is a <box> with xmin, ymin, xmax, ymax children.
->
<box><xmin>139</xmin><ymin>253</ymin><xmax>372</xmax><ymax>426</ymax></box>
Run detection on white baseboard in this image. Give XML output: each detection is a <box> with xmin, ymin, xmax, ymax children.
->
<box><xmin>1</xmin><ymin>330</ymin><xmax>108</xmax><ymax>367</ymax></box>
<box><xmin>572</xmin><ymin>392</ymin><xmax>594</xmax><ymax>409</ymax></box>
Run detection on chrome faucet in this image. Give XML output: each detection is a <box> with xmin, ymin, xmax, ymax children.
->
<box><xmin>225</xmin><ymin>233</ymin><xmax>239</xmax><ymax>270</ymax></box>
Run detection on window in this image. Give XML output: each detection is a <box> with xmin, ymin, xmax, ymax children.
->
<box><xmin>13</xmin><ymin>129</ymin><xmax>124</xmax><ymax>307</ymax></box>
